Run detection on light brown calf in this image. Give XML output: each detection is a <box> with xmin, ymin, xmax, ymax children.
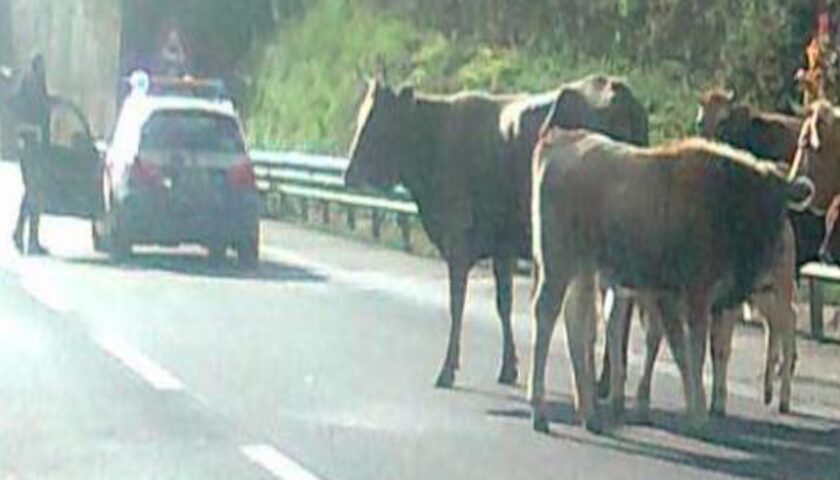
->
<box><xmin>530</xmin><ymin>129</ymin><xmax>811</xmax><ymax>433</ymax></box>
<box><xmin>626</xmin><ymin>218</ymin><xmax>797</xmax><ymax>419</ymax></box>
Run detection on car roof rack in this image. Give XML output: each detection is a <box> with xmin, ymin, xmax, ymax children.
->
<box><xmin>125</xmin><ymin>70</ymin><xmax>229</xmax><ymax>101</ymax></box>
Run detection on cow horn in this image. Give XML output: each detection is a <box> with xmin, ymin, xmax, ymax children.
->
<box><xmin>723</xmin><ymin>88</ymin><xmax>735</xmax><ymax>102</ymax></box>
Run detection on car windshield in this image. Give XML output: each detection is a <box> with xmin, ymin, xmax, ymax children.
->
<box><xmin>140</xmin><ymin>110</ymin><xmax>244</xmax><ymax>153</ymax></box>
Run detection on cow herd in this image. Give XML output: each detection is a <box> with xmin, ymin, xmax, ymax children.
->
<box><xmin>344</xmin><ymin>74</ymin><xmax>835</xmax><ymax>434</ymax></box>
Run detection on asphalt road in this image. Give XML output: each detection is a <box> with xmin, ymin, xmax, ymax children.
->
<box><xmin>1</xmin><ymin>162</ymin><xmax>839</xmax><ymax>480</ymax></box>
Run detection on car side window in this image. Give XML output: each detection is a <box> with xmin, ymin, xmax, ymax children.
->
<box><xmin>49</xmin><ymin>104</ymin><xmax>88</xmax><ymax>152</ymax></box>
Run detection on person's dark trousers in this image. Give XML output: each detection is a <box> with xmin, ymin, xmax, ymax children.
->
<box><xmin>12</xmin><ymin>191</ymin><xmax>45</xmax><ymax>255</ymax></box>
<box><xmin>12</xmin><ymin>130</ymin><xmax>47</xmax><ymax>255</ymax></box>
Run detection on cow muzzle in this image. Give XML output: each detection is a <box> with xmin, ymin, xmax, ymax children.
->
<box><xmin>787</xmin><ymin>176</ymin><xmax>815</xmax><ymax>212</ymax></box>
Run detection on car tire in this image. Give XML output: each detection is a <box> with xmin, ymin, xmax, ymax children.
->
<box><xmin>207</xmin><ymin>243</ymin><xmax>227</xmax><ymax>265</ymax></box>
<box><xmin>109</xmin><ymin>207</ymin><xmax>133</xmax><ymax>262</ymax></box>
<box><xmin>92</xmin><ymin>220</ymin><xmax>106</xmax><ymax>253</ymax></box>
<box><xmin>236</xmin><ymin>231</ymin><xmax>259</xmax><ymax>270</ymax></box>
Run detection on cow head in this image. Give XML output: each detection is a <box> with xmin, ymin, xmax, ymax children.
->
<box><xmin>541</xmin><ymin>76</ymin><xmax>645</xmax><ymax>146</ymax></box>
<box><xmin>541</xmin><ymin>88</ymin><xmax>598</xmax><ymax>135</ymax></box>
<box><xmin>792</xmin><ymin>100</ymin><xmax>840</xmax><ymax>212</ymax></box>
<box><xmin>697</xmin><ymin>88</ymin><xmax>736</xmax><ymax>138</ymax></box>
<box><xmin>345</xmin><ymin>79</ymin><xmax>415</xmax><ymax>190</ymax></box>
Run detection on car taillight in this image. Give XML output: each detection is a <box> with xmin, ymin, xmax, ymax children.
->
<box><xmin>129</xmin><ymin>157</ymin><xmax>163</xmax><ymax>187</ymax></box>
<box><xmin>227</xmin><ymin>159</ymin><xmax>256</xmax><ymax>189</ymax></box>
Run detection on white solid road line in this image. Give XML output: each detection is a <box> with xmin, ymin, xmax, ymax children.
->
<box><xmin>240</xmin><ymin>444</ymin><xmax>323</xmax><ymax>480</ymax></box>
<box><xmin>97</xmin><ymin>333</ymin><xmax>184</xmax><ymax>391</ymax></box>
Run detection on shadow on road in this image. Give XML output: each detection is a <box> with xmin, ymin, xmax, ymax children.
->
<box><xmin>66</xmin><ymin>252</ymin><xmax>327</xmax><ymax>284</ymax></box>
<box><xmin>488</xmin><ymin>400</ymin><xmax>840</xmax><ymax>480</ymax></box>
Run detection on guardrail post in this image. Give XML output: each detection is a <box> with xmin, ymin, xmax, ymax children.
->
<box><xmin>371</xmin><ymin>210</ymin><xmax>383</xmax><ymax>240</ymax></box>
<box><xmin>346</xmin><ymin>206</ymin><xmax>356</xmax><ymax>231</ymax></box>
<box><xmin>300</xmin><ymin>198</ymin><xmax>310</xmax><ymax>222</ymax></box>
<box><xmin>397</xmin><ymin>213</ymin><xmax>411</xmax><ymax>251</ymax></box>
<box><xmin>321</xmin><ymin>200</ymin><xmax>330</xmax><ymax>224</ymax></box>
<box><xmin>809</xmin><ymin>277</ymin><xmax>825</xmax><ymax>341</ymax></box>
<box><xmin>279</xmin><ymin>192</ymin><xmax>289</xmax><ymax>217</ymax></box>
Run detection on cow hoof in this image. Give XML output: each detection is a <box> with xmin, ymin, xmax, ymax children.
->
<box><xmin>633</xmin><ymin>406</ymin><xmax>653</xmax><ymax>426</ymax></box>
<box><xmin>685</xmin><ymin>414</ymin><xmax>710</xmax><ymax>436</ymax></box>
<box><xmin>779</xmin><ymin>401</ymin><xmax>791</xmax><ymax>414</ymax></box>
<box><xmin>532</xmin><ymin>412</ymin><xmax>551</xmax><ymax>434</ymax></box>
<box><xmin>608</xmin><ymin>397</ymin><xmax>626</xmax><ymax>422</ymax></box>
<box><xmin>583</xmin><ymin>415</ymin><xmax>606</xmax><ymax>435</ymax></box>
<box><xmin>605</xmin><ymin>408</ymin><xmax>625</xmax><ymax>431</ymax></box>
<box><xmin>497</xmin><ymin>365</ymin><xmax>518</xmax><ymax>386</ymax></box>
<box><xmin>596</xmin><ymin>376</ymin><xmax>610</xmax><ymax>400</ymax></box>
<box><xmin>764</xmin><ymin>389</ymin><xmax>773</xmax><ymax>406</ymax></box>
<box><xmin>435</xmin><ymin>369</ymin><xmax>455</xmax><ymax>389</ymax></box>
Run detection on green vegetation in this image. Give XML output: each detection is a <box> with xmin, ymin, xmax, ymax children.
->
<box><xmin>244</xmin><ymin>0</ymin><xmax>828</xmax><ymax>152</ymax></box>
<box><xmin>246</xmin><ymin>0</ymin><xmax>696</xmax><ymax>151</ymax></box>
<box><xmin>126</xmin><ymin>0</ymin><xmax>834</xmax><ymax>151</ymax></box>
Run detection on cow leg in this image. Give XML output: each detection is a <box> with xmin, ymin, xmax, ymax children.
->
<box><xmin>435</xmin><ymin>260</ymin><xmax>470</xmax><ymax>389</ymax></box>
<box><xmin>819</xmin><ymin>195</ymin><xmax>840</xmax><ymax>262</ymax></box>
<box><xmin>563</xmin><ymin>273</ymin><xmax>603</xmax><ymax>433</ymax></box>
<box><xmin>493</xmin><ymin>255</ymin><xmax>518</xmax><ymax>385</ymax></box>
<box><xmin>753</xmin><ymin>289</ymin><xmax>796</xmax><ymax>413</ymax></box>
<box><xmin>529</xmin><ymin>268</ymin><xmax>567</xmax><ymax>433</ymax></box>
<box><xmin>757</xmin><ymin>292</ymin><xmax>780</xmax><ymax>407</ymax></box>
<box><xmin>765</xmin><ymin>221</ymin><xmax>798</xmax><ymax>414</ymax></box>
<box><xmin>636</xmin><ymin>305</ymin><xmax>663</xmax><ymax>423</ymax></box>
<box><xmin>597</xmin><ymin>290</ymin><xmax>632</xmax><ymax>400</ymax></box>
<box><xmin>657</xmin><ymin>295</ymin><xmax>699</xmax><ymax>419</ymax></box>
<box><xmin>684</xmin><ymin>293</ymin><xmax>711</xmax><ymax>426</ymax></box>
<box><xmin>778</xmin><ymin>300</ymin><xmax>796</xmax><ymax>414</ymax></box>
<box><xmin>710</xmin><ymin>309</ymin><xmax>736</xmax><ymax>417</ymax></box>
<box><xmin>606</xmin><ymin>291</ymin><xmax>630</xmax><ymax>423</ymax></box>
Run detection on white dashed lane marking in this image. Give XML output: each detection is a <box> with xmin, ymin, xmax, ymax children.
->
<box><xmin>241</xmin><ymin>444</ymin><xmax>323</xmax><ymax>480</ymax></box>
<box><xmin>96</xmin><ymin>333</ymin><xmax>184</xmax><ymax>391</ymax></box>
<box><xmin>20</xmin><ymin>264</ymin><xmax>73</xmax><ymax>314</ymax></box>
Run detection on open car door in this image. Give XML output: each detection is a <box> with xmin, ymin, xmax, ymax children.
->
<box><xmin>38</xmin><ymin>98</ymin><xmax>104</xmax><ymax>219</ymax></box>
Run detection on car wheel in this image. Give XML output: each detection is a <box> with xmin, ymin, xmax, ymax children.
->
<box><xmin>207</xmin><ymin>243</ymin><xmax>227</xmax><ymax>265</ymax></box>
<box><xmin>109</xmin><ymin>207</ymin><xmax>133</xmax><ymax>262</ymax></box>
<box><xmin>92</xmin><ymin>220</ymin><xmax>106</xmax><ymax>253</ymax></box>
<box><xmin>236</xmin><ymin>232</ymin><xmax>259</xmax><ymax>270</ymax></box>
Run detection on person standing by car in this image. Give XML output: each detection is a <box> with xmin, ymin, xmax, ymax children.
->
<box><xmin>10</xmin><ymin>54</ymin><xmax>51</xmax><ymax>255</ymax></box>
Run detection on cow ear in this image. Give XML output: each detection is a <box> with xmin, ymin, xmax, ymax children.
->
<box><xmin>722</xmin><ymin>88</ymin><xmax>735</xmax><ymax>102</ymax></box>
<box><xmin>551</xmin><ymin>89</ymin><xmax>585</xmax><ymax>125</ymax></box>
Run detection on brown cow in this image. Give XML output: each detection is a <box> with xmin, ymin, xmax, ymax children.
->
<box><xmin>697</xmin><ymin>89</ymin><xmax>801</xmax><ymax>162</ymax></box>
<box><xmin>345</xmin><ymin>75</ymin><xmax>648</xmax><ymax>389</ymax></box>
<box><xmin>529</xmin><ymin>129</ymin><xmax>812</xmax><ymax>433</ymax></box>
<box><xmin>793</xmin><ymin>100</ymin><xmax>840</xmax><ymax>212</ymax></box>
<box><xmin>605</xmin><ymin>89</ymin><xmax>805</xmax><ymax>416</ymax></box>
<box><xmin>819</xmin><ymin>194</ymin><xmax>840</xmax><ymax>261</ymax></box>
<box><xmin>697</xmin><ymin>88</ymin><xmax>826</xmax><ymax>267</ymax></box>
<box><xmin>792</xmin><ymin>100</ymin><xmax>840</xmax><ymax>260</ymax></box>
<box><xmin>628</xmin><ymin>219</ymin><xmax>798</xmax><ymax>420</ymax></box>
<box><xmin>794</xmin><ymin>100</ymin><xmax>840</xmax><ymax>270</ymax></box>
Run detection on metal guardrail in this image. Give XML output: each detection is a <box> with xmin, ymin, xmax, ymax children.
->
<box><xmin>250</xmin><ymin>150</ymin><xmax>419</xmax><ymax>251</ymax></box>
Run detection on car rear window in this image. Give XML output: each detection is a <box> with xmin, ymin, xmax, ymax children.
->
<box><xmin>140</xmin><ymin>110</ymin><xmax>245</xmax><ymax>153</ymax></box>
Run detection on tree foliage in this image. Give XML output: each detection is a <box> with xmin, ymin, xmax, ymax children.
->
<box><xmin>132</xmin><ymin>0</ymin><xmax>834</xmax><ymax>147</ymax></box>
